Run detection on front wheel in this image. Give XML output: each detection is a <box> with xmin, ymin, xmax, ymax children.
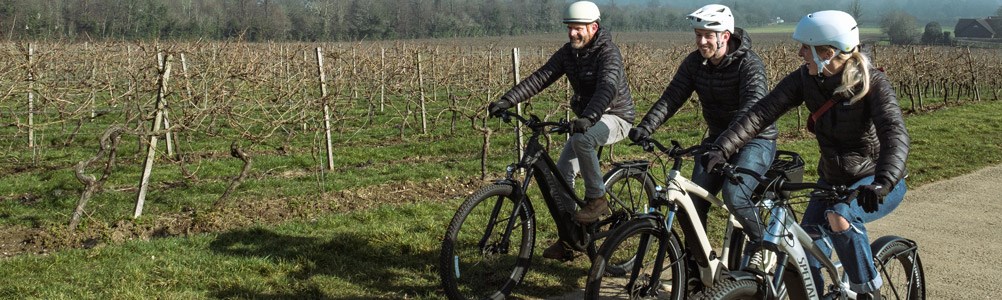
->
<box><xmin>439</xmin><ymin>183</ymin><xmax>535</xmax><ymax>300</ymax></box>
<box><xmin>874</xmin><ymin>239</ymin><xmax>926</xmax><ymax>300</ymax></box>
<box><xmin>585</xmin><ymin>217</ymin><xmax>686</xmax><ymax>300</ymax></box>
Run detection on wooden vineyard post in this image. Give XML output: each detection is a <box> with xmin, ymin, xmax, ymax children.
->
<box><xmin>180</xmin><ymin>53</ymin><xmax>194</xmax><ymax>100</ymax></box>
<box><xmin>380</xmin><ymin>47</ymin><xmax>385</xmax><ymax>112</ymax></box>
<box><xmin>26</xmin><ymin>43</ymin><xmax>35</xmax><ymax>162</ymax></box>
<box><xmin>316</xmin><ymin>47</ymin><xmax>335</xmax><ymax>170</ymax></box>
<box><xmin>302</xmin><ymin>49</ymin><xmax>309</xmax><ymax>131</ymax></box>
<box><xmin>417</xmin><ymin>51</ymin><xmax>428</xmax><ymax>134</ymax></box>
<box><xmin>135</xmin><ymin>52</ymin><xmax>172</xmax><ymax>218</ymax></box>
<box><xmin>966</xmin><ymin>47</ymin><xmax>982</xmax><ymax>102</ymax></box>
<box><xmin>158</xmin><ymin>52</ymin><xmax>175</xmax><ymax>158</ymax></box>
<box><xmin>511</xmin><ymin>48</ymin><xmax>524</xmax><ymax>160</ymax></box>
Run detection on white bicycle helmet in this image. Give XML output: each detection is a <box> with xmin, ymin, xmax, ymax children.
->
<box><xmin>687</xmin><ymin>4</ymin><xmax>734</xmax><ymax>33</ymax></box>
<box><xmin>793</xmin><ymin>10</ymin><xmax>859</xmax><ymax>52</ymax></box>
<box><xmin>793</xmin><ymin>10</ymin><xmax>859</xmax><ymax>75</ymax></box>
<box><xmin>563</xmin><ymin>1</ymin><xmax>601</xmax><ymax>24</ymax></box>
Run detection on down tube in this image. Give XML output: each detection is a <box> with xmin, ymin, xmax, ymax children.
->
<box><xmin>669</xmin><ymin>176</ymin><xmax>726</xmax><ymax>283</ymax></box>
<box><xmin>780</xmin><ymin>218</ymin><xmax>830</xmax><ymax>300</ymax></box>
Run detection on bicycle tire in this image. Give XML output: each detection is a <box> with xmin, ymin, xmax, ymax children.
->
<box><xmin>439</xmin><ymin>183</ymin><xmax>535</xmax><ymax>300</ymax></box>
<box><xmin>874</xmin><ymin>240</ymin><xmax>926</xmax><ymax>300</ymax></box>
<box><xmin>700</xmin><ymin>260</ymin><xmax>802</xmax><ymax>300</ymax></box>
<box><xmin>697</xmin><ymin>278</ymin><xmax>761</xmax><ymax>300</ymax></box>
<box><xmin>595</xmin><ymin>167</ymin><xmax>659</xmax><ymax>271</ymax></box>
<box><xmin>585</xmin><ymin>217</ymin><xmax>686</xmax><ymax>300</ymax></box>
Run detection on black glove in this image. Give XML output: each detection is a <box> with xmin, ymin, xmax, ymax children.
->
<box><xmin>570</xmin><ymin>117</ymin><xmax>594</xmax><ymax>133</ymax></box>
<box><xmin>857</xmin><ymin>181</ymin><xmax>892</xmax><ymax>213</ymax></box>
<box><xmin>628</xmin><ymin>127</ymin><xmax>650</xmax><ymax>143</ymax></box>
<box><xmin>700</xmin><ymin>148</ymin><xmax>727</xmax><ymax>172</ymax></box>
<box><xmin>488</xmin><ymin>99</ymin><xmax>513</xmax><ymax>117</ymax></box>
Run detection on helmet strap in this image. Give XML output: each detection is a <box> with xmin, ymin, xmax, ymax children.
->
<box><xmin>809</xmin><ymin>46</ymin><xmax>832</xmax><ymax>77</ymax></box>
<box><xmin>715</xmin><ymin>32</ymin><xmax>724</xmax><ymax>50</ymax></box>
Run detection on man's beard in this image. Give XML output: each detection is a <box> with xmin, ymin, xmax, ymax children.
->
<box><xmin>699</xmin><ymin>46</ymin><xmax>716</xmax><ymax>58</ymax></box>
<box><xmin>571</xmin><ymin>37</ymin><xmax>587</xmax><ymax>49</ymax></box>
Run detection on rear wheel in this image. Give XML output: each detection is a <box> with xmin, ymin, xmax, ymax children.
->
<box><xmin>874</xmin><ymin>240</ymin><xmax>926</xmax><ymax>300</ymax></box>
<box><xmin>439</xmin><ymin>183</ymin><xmax>535</xmax><ymax>300</ymax></box>
<box><xmin>585</xmin><ymin>218</ymin><xmax>685</xmax><ymax>300</ymax></box>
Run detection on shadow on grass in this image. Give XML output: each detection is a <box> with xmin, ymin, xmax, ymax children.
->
<box><xmin>208</xmin><ymin>227</ymin><xmax>590</xmax><ymax>299</ymax></box>
<box><xmin>209</xmin><ymin>226</ymin><xmax>441</xmax><ymax>299</ymax></box>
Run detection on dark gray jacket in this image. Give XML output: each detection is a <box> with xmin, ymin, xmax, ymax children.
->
<box><xmin>636</xmin><ymin>28</ymin><xmax>777</xmax><ymax>142</ymax></box>
<box><xmin>500</xmin><ymin>27</ymin><xmax>635</xmax><ymax>123</ymax></box>
<box><xmin>714</xmin><ymin>65</ymin><xmax>910</xmax><ymax>186</ymax></box>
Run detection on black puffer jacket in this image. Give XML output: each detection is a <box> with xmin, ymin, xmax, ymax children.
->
<box><xmin>500</xmin><ymin>27</ymin><xmax>635</xmax><ymax>123</ymax></box>
<box><xmin>636</xmin><ymin>28</ymin><xmax>777</xmax><ymax>142</ymax></box>
<box><xmin>714</xmin><ymin>65</ymin><xmax>910</xmax><ymax>186</ymax></box>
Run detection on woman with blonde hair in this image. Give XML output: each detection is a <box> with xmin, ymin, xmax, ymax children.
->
<box><xmin>702</xmin><ymin>10</ymin><xmax>909</xmax><ymax>299</ymax></box>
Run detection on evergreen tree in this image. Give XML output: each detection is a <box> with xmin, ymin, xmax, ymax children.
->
<box><xmin>921</xmin><ymin>21</ymin><xmax>942</xmax><ymax>45</ymax></box>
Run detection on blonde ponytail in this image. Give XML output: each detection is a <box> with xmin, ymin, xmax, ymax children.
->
<box><xmin>835</xmin><ymin>48</ymin><xmax>872</xmax><ymax>104</ymax></box>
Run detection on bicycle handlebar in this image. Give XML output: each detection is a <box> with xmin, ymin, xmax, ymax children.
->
<box><xmin>632</xmin><ymin>138</ymin><xmax>703</xmax><ymax>158</ymax></box>
<box><xmin>721</xmin><ymin>165</ymin><xmax>857</xmax><ymax>202</ymax></box>
<box><xmin>495</xmin><ymin>110</ymin><xmax>570</xmax><ymax>134</ymax></box>
<box><xmin>630</xmin><ymin>137</ymin><xmax>707</xmax><ymax>171</ymax></box>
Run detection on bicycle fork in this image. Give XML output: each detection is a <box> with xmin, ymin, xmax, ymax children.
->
<box><xmin>624</xmin><ymin>204</ymin><xmax>678</xmax><ymax>298</ymax></box>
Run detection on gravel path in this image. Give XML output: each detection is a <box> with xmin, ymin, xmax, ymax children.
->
<box><xmin>867</xmin><ymin>164</ymin><xmax>1002</xmax><ymax>299</ymax></box>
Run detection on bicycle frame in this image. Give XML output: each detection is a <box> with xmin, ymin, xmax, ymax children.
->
<box><xmin>726</xmin><ymin>167</ymin><xmax>924</xmax><ymax>300</ymax></box>
<box><xmin>491</xmin><ymin>113</ymin><xmax>604</xmax><ymax>253</ymax></box>
<box><xmin>758</xmin><ymin>197</ymin><xmax>839</xmax><ymax>300</ymax></box>
<box><xmin>637</xmin><ymin>140</ymin><xmax>746</xmax><ymax>287</ymax></box>
<box><xmin>659</xmin><ymin>166</ymin><xmax>741</xmax><ymax>285</ymax></box>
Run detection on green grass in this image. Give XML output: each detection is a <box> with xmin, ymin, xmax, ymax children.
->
<box><xmin>2</xmin><ymin>98</ymin><xmax>1002</xmax><ymax>298</ymax></box>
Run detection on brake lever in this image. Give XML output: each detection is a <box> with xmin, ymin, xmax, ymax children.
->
<box><xmin>629</xmin><ymin>140</ymin><xmax>655</xmax><ymax>152</ymax></box>
<box><xmin>718</xmin><ymin>164</ymin><xmax>743</xmax><ymax>185</ymax></box>
<box><xmin>500</xmin><ymin>111</ymin><xmax>512</xmax><ymax>123</ymax></box>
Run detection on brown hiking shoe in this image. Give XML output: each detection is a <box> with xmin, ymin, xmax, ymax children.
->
<box><xmin>542</xmin><ymin>241</ymin><xmax>572</xmax><ymax>260</ymax></box>
<box><xmin>575</xmin><ymin>195</ymin><xmax>611</xmax><ymax>224</ymax></box>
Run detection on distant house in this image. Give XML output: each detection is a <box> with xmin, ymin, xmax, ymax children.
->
<box><xmin>955</xmin><ymin>17</ymin><xmax>1002</xmax><ymax>38</ymax></box>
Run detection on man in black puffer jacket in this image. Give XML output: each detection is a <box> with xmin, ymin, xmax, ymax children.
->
<box><xmin>487</xmin><ymin>1</ymin><xmax>635</xmax><ymax>260</ymax></box>
<box><xmin>628</xmin><ymin>4</ymin><xmax>776</xmax><ymax>264</ymax></box>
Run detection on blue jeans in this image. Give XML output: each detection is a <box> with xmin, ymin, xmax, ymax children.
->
<box><xmin>691</xmin><ymin>138</ymin><xmax>776</xmax><ymax>245</ymax></box>
<box><xmin>802</xmin><ymin>175</ymin><xmax>907</xmax><ymax>294</ymax></box>
<box><xmin>556</xmin><ymin>114</ymin><xmax>631</xmax><ymax>199</ymax></box>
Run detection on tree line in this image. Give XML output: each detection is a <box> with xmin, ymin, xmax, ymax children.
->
<box><xmin>4</xmin><ymin>0</ymin><xmax>1000</xmax><ymax>43</ymax></box>
<box><xmin>0</xmin><ymin>0</ymin><xmax>698</xmax><ymax>41</ymax></box>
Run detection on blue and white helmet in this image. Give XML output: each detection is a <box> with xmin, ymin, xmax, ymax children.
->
<box><xmin>793</xmin><ymin>10</ymin><xmax>860</xmax><ymax>53</ymax></box>
<box><xmin>793</xmin><ymin>10</ymin><xmax>860</xmax><ymax>75</ymax></box>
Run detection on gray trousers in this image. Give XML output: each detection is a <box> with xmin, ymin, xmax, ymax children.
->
<box><xmin>556</xmin><ymin>114</ymin><xmax>631</xmax><ymax>200</ymax></box>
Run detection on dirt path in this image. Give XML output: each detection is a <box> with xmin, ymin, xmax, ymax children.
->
<box><xmin>867</xmin><ymin>164</ymin><xmax>1002</xmax><ymax>299</ymax></box>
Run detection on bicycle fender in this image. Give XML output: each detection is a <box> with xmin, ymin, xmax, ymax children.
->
<box><xmin>492</xmin><ymin>179</ymin><xmax>522</xmax><ymax>196</ymax></box>
<box><xmin>870</xmin><ymin>235</ymin><xmax>917</xmax><ymax>254</ymax></box>
<box><xmin>723</xmin><ymin>270</ymin><xmax>762</xmax><ymax>282</ymax></box>
<box><xmin>605</xmin><ymin>160</ymin><xmax>650</xmax><ymax>177</ymax></box>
